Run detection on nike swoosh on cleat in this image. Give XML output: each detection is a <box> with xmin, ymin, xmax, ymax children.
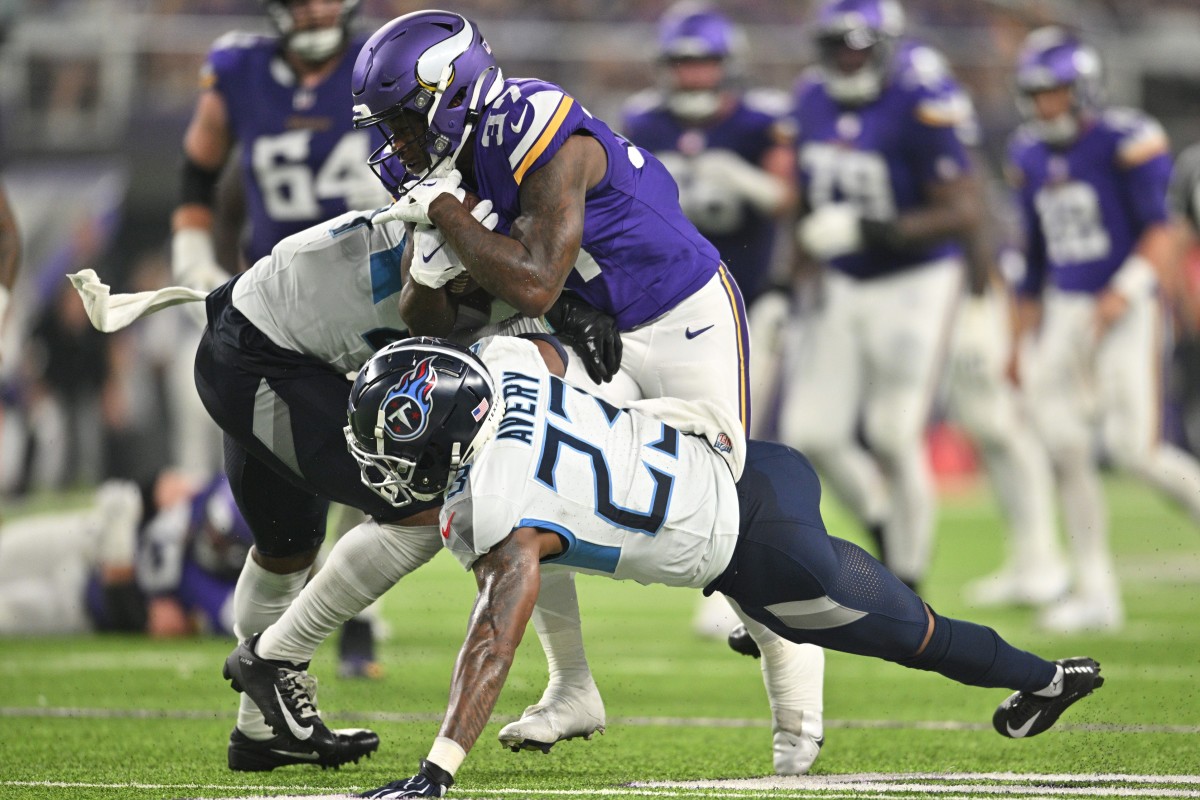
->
<box><xmin>685</xmin><ymin>324</ymin><xmax>714</xmax><ymax>340</ymax></box>
<box><xmin>1006</xmin><ymin>710</ymin><xmax>1041</xmax><ymax>738</ymax></box>
<box><xmin>274</xmin><ymin>687</ymin><xmax>314</xmax><ymax>741</ymax></box>
<box><xmin>420</xmin><ymin>241</ymin><xmax>446</xmax><ymax>264</ymax></box>
<box><xmin>271</xmin><ymin>748</ymin><xmax>320</xmax><ymax>760</ymax></box>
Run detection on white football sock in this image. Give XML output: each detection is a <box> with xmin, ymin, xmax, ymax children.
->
<box><xmin>232</xmin><ymin>552</ymin><xmax>308</xmax><ymax>740</ymax></box>
<box><xmin>731</xmin><ymin>603</ymin><xmax>824</xmax><ymax>733</ymax></box>
<box><xmin>256</xmin><ymin>521</ymin><xmax>441</xmax><ymax>665</ymax></box>
<box><xmin>531</xmin><ymin>571</ymin><xmax>594</xmax><ymax>692</ymax></box>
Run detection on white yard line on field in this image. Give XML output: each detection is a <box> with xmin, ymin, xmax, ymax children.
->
<box><xmin>5</xmin><ymin>705</ymin><xmax>1200</xmax><ymax>735</ymax></box>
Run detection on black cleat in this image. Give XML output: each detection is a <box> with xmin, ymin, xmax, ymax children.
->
<box><xmin>227</xmin><ymin>726</ymin><xmax>379</xmax><ymax>772</ymax></box>
<box><xmin>727</xmin><ymin>623</ymin><xmax>762</xmax><ymax>659</ymax></box>
<box><xmin>338</xmin><ymin>618</ymin><xmax>384</xmax><ymax>680</ymax></box>
<box><xmin>994</xmin><ymin>657</ymin><xmax>1104</xmax><ymax>738</ymax></box>
<box><xmin>223</xmin><ymin>633</ymin><xmax>373</xmax><ymax>761</ymax></box>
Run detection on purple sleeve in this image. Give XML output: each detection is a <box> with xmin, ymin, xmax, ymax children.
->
<box><xmin>909</xmin><ymin>96</ymin><xmax>972</xmax><ymax>184</ymax></box>
<box><xmin>1122</xmin><ymin>152</ymin><xmax>1173</xmax><ymax>229</ymax></box>
<box><xmin>1007</xmin><ymin>143</ymin><xmax>1046</xmax><ymax>297</ymax></box>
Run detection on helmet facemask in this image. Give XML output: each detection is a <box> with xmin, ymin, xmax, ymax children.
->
<box><xmin>352</xmin><ymin>12</ymin><xmax>504</xmax><ymax>199</ymax></box>
<box><xmin>345</xmin><ymin>339</ymin><xmax>505</xmax><ymax>508</ymax></box>
<box><xmin>264</xmin><ymin>0</ymin><xmax>360</xmax><ymax>64</ymax></box>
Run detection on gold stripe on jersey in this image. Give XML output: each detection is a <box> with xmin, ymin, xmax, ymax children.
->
<box><xmin>514</xmin><ymin>96</ymin><xmax>575</xmax><ymax>185</ymax></box>
<box><xmin>717</xmin><ymin>263</ymin><xmax>750</xmax><ymax>434</ymax></box>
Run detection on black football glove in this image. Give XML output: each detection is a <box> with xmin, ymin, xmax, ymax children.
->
<box><xmin>360</xmin><ymin>759</ymin><xmax>453</xmax><ymax>798</ymax></box>
<box><xmin>545</xmin><ymin>293</ymin><xmax>623</xmax><ymax>384</ymax></box>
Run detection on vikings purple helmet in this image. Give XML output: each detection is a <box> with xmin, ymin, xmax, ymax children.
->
<box><xmin>658</xmin><ymin>2</ymin><xmax>737</xmax><ymax>61</ymax></box>
<box><xmin>656</xmin><ymin>2</ymin><xmax>742</xmax><ymax>120</ymax></box>
<box><xmin>813</xmin><ymin>0</ymin><xmax>906</xmax><ymax>105</ymax></box>
<box><xmin>1015</xmin><ymin>27</ymin><xmax>1103</xmax><ymax>143</ymax></box>
<box><xmin>351</xmin><ymin>11</ymin><xmax>504</xmax><ymax>195</ymax></box>
<box><xmin>189</xmin><ymin>474</ymin><xmax>254</xmax><ymax>582</ymax></box>
<box><xmin>262</xmin><ymin>0</ymin><xmax>361</xmax><ymax>63</ymax></box>
<box><xmin>345</xmin><ymin>337</ymin><xmax>502</xmax><ymax>506</ymax></box>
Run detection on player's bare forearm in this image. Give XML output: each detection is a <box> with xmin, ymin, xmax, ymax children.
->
<box><xmin>0</xmin><ymin>186</ymin><xmax>20</xmax><ymax>290</ymax></box>
<box><xmin>438</xmin><ymin>529</ymin><xmax>543</xmax><ymax>752</ymax></box>
<box><xmin>1133</xmin><ymin>222</ymin><xmax>1175</xmax><ymax>276</ymax></box>
<box><xmin>893</xmin><ymin>175</ymin><xmax>983</xmax><ymax>250</ymax></box>
<box><xmin>427</xmin><ymin>135</ymin><xmax>601</xmax><ymax>317</ymax></box>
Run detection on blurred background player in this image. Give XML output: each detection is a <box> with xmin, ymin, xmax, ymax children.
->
<box><xmin>170</xmin><ymin>0</ymin><xmax>389</xmax><ymax>679</ymax></box>
<box><xmin>621</xmin><ymin>2</ymin><xmax>798</xmax><ymax>639</ymax></box>
<box><xmin>1008</xmin><ymin>27</ymin><xmax>1200</xmax><ymax>633</ymax></box>
<box><xmin>1165</xmin><ymin>140</ymin><xmax>1200</xmax><ymax>457</ymax></box>
<box><xmin>0</xmin><ymin>473</ymin><xmax>250</xmax><ymax>639</ymax></box>
<box><xmin>0</xmin><ymin>183</ymin><xmax>19</xmax><ymax>364</ymax></box>
<box><xmin>352</xmin><ymin>10</ymin><xmax>824</xmax><ymax>774</ymax></box>
<box><xmin>777</xmin><ymin>0</ymin><xmax>979</xmax><ymax>591</ymax></box>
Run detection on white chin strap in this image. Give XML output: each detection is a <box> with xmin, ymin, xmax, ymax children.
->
<box><xmin>667</xmin><ymin>89</ymin><xmax>722</xmax><ymax>121</ymax></box>
<box><xmin>288</xmin><ymin>27</ymin><xmax>344</xmax><ymax>62</ymax></box>
<box><xmin>824</xmin><ymin>67</ymin><xmax>884</xmax><ymax>105</ymax></box>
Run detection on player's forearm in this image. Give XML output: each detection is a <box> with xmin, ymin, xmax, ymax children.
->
<box><xmin>438</xmin><ymin>546</ymin><xmax>541</xmax><ymax>753</ymax></box>
<box><xmin>399</xmin><ymin>279</ymin><xmax>456</xmax><ymax>336</ymax></box>
<box><xmin>0</xmin><ymin>188</ymin><xmax>20</xmax><ymax>290</ymax></box>
<box><xmin>429</xmin><ymin>198</ymin><xmax>567</xmax><ymax>318</ymax></box>
<box><xmin>889</xmin><ymin>188</ymin><xmax>983</xmax><ymax>252</ymax></box>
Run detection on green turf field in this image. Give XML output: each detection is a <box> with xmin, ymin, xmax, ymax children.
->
<box><xmin>2</xmin><ymin>477</ymin><xmax>1198</xmax><ymax>799</ymax></box>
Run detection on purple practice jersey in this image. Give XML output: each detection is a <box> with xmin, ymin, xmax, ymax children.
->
<box><xmin>622</xmin><ymin>89</ymin><xmax>793</xmax><ymax>304</ymax></box>
<box><xmin>203</xmin><ymin>32</ymin><xmax>383</xmax><ymax>264</ymax></box>
<box><xmin>470</xmin><ymin>78</ymin><xmax>721</xmax><ymax>330</ymax></box>
<box><xmin>1008</xmin><ymin>108</ymin><xmax>1172</xmax><ymax>296</ymax></box>
<box><xmin>793</xmin><ymin>42</ymin><xmax>974</xmax><ymax>279</ymax></box>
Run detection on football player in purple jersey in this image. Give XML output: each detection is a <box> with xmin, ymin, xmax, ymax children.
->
<box><xmin>343</xmin><ymin>9</ymin><xmax>824</xmax><ymax>773</ymax></box>
<box><xmin>1008</xmin><ymin>27</ymin><xmax>1200</xmax><ymax>633</ymax></box>
<box><xmin>0</xmin><ymin>183</ymin><xmax>19</xmax><ymax>363</ymax></box>
<box><xmin>619</xmin><ymin>4</ymin><xmax>823</xmax><ymax>761</ymax></box>
<box><xmin>778</xmin><ymin>0</ymin><xmax>983</xmax><ymax>594</ymax></box>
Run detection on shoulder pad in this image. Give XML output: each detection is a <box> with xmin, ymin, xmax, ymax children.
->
<box><xmin>480</xmin><ymin>80</ymin><xmax>581</xmax><ymax>185</ymax></box>
<box><xmin>622</xmin><ymin>88</ymin><xmax>665</xmax><ymax>119</ymax></box>
<box><xmin>743</xmin><ymin>87</ymin><xmax>793</xmax><ymax>118</ymax></box>
<box><xmin>1104</xmin><ymin>107</ymin><xmax>1169</xmax><ymax>167</ymax></box>
<box><xmin>210</xmin><ymin>30</ymin><xmax>273</xmax><ymax>55</ymax></box>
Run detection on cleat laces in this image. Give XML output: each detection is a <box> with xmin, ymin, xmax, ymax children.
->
<box><xmin>278</xmin><ymin>669</ymin><xmax>322</xmax><ymax>722</ymax></box>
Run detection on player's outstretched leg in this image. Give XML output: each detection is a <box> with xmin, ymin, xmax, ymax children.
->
<box><xmin>224</xmin><ymin>633</ymin><xmax>379</xmax><ymax>770</ymax></box>
<box><xmin>993</xmin><ymin>657</ymin><xmax>1103</xmax><ymax>738</ymax></box>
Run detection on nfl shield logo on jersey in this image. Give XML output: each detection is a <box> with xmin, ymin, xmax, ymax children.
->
<box><xmin>382</xmin><ymin>356</ymin><xmax>438</xmax><ymax>442</ymax></box>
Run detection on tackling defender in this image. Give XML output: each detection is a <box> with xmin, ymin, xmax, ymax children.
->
<box><xmin>232</xmin><ymin>334</ymin><xmax>1101</xmax><ymax>798</ymax></box>
<box><xmin>349</xmin><ymin>10</ymin><xmax>823</xmax><ymax>771</ymax></box>
<box><xmin>1008</xmin><ymin>27</ymin><xmax>1200</xmax><ymax>632</ymax></box>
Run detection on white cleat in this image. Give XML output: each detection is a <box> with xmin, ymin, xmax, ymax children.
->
<box><xmin>1038</xmin><ymin>594</ymin><xmax>1124</xmax><ymax>634</ymax></box>
<box><xmin>964</xmin><ymin>563</ymin><xmax>1070</xmax><ymax>608</ymax></box>
<box><xmin>497</xmin><ymin>679</ymin><xmax>606</xmax><ymax>753</ymax></box>
<box><xmin>772</xmin><ymin>710</ymin><xmax>823</xmax><ymax>775</ymax></box>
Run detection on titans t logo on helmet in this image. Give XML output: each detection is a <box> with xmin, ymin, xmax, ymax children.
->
<box><xmin>382</xmin><ymin>356</ymin><xmax>438</xmax><ymax>442</ymax></box>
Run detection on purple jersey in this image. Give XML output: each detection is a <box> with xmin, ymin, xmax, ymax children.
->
<box><xmin>793</xmin><ymin>42</ymin><xmax>973</xmax><ymax>279</ymax></box>
<box><xmin>135</xmin><ymin>475</ymin><xmax>251</xmax><ymax>636</ymax></box>
<box><xmin>204</xmin><ymin>32</ymin><xmax>383</xmax><ymax>264</ymax></box>
<box><xmin>1008</xmin><ymin>108</ymin><xmax>1172</xmax><ymax>296</ymax></box>
<box><xmin>470</xmin><ymin>78</ymin><xmax>721</xmax><ymax>330</ymax></box>
<box><xmin>622</xmin><ymin>89</ymin><xmax>792</xmax><ymax>303</ymax></box>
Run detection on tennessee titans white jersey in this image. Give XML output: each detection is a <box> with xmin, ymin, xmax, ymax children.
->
<box><xmin>232</xmin><ymin>209</ymin><xmax>408</xmax><ymax>374</ymax></box>
<box><xmin>440</xmin><ymin>337</ymin><xmax>740</xmax><ymax>589</ymax></box>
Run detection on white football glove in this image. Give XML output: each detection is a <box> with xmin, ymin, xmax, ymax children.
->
<box><xmin>796</xmin><ymin>202</ymin><xmax>864</xmax><ymax>261</ymax></box>
<box><xmin>171</xmin><ymin>228</ymin><xmax>231</xmax><ymax>292</ymax></box>
<box><xmin>375</xmin><ymin>170</ymin><xmax>466</xmax><ymax>226</ymax></box>
<box><xmin>408</xmin><ymin>200</ymin><xmax>499</xmax><ymax>290</ymax></box>
<box><xmin>692</xmin><ymin>149</ymin><xmax>787</xmax><ymax>215</ymax></box>
<box><xmin>951</xmin><ymin>291</ymin><xmax>1008</xmax><ymax>385</ymax></box>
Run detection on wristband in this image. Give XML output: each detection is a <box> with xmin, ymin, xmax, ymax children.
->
<box><xmin>1111</xmin><ymin>253</ymin><xmax>1157</xmax><ymax>300</ymax></box>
